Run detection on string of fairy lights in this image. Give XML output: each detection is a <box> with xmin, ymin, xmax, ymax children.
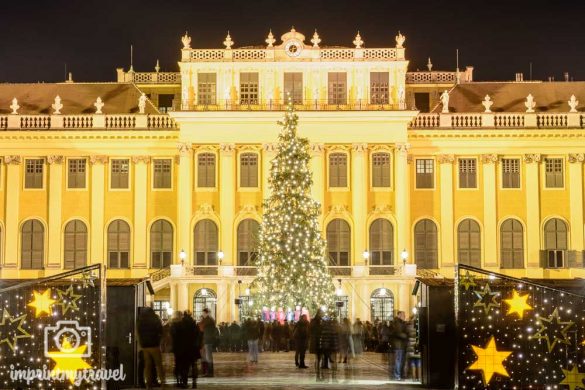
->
<box><xmin>251</xmin><ymin>101</ymin><xmax>335</xmax><ymax>315</ymax></box>
<box><xmin>457</xmin><ymin>265</ymin><xmax>585</xmax><ymax>389</ymax></box>
<box><xmin>0</xmin><ymin>266</ymin><xmax>103</xmax><ymax>389</ymax></box>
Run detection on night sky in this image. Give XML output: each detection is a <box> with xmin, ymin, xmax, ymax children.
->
<box><xmin>0</xmin><ymin>0</ymin><xmax>583</xmax><ymax>83</ymax></box>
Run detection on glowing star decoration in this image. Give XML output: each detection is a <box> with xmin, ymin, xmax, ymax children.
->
<box><xmin>49</xmin><ymin>338</ymin><xmax>92</xmax><ymax>384</ymax></box>
<box><xmin>28</xmin><ymin>289</ymin><xmax>57</xmax><ymax>317</ymax></box>
<box><xmin>56</xmin><ymin>285</ymin><xmax>82</xmax><ymax>315</ymax></box>
<box><xmin>532</xmin><ymin>307</ymin><xmax>574</xmax><ymax>352</ymax></box>
<box><xmin>80</xmin><ymin>270</ymin><xmax>96</xmax><ymax>288</ymax></box>
<box><xmin>559</xmin><ymin>366</ymin><xmax>585</xmax><ymax>390</ymax></box>
<box><xmin>0</xmin><ymin>308</ymin><xmax>31</xmax><ymax>352</ymax></box>
<box><xmin>504</xmin><ymin>289</ymin><xmax>533</xmax><ymax>319</ymax></box>
<box><xmin>466</xmin><ymin>336</ymin><xmax>512</xmax><ymax>384</ymax></box>
<box><xmin>459</xmin><ymin>270</ymin><xmax>477</xmax><ymax>291</ymax></box>
<box><xmin>473</xmin><ymin>283</ymin><xmax>500</xmax><ymax>315</ymax></box>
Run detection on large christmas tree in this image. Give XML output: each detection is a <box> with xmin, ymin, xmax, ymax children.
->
<box><xmin>251</xmin><ymin>103</ymin><xmax>334</xmax><ymax>315</ymax></box>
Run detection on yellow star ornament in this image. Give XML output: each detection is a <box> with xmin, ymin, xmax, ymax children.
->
<box><xmin>504</xmin><ymin>289</ymin><xmax>533</xmax><ymax>319</ymax></box>
<box><xmin>48</xmin><ymin>338</ymin><xmax>92</xmax><ymax>384</ymax></box>
<box><xmin>28</xmin><ymin>289</ymin><xmax>56</xmax><ymax>317</ymax></box>
<box><xmin>467</xmin><ymin>336</ymin><xmax>512</xmax><ymax>384</ymax></box>
<box><xmin>559</xmin><ymin>366</ymin><xmax>585</xmax><ymax>390</ymax></box>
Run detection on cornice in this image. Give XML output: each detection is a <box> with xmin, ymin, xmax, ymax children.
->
<box><xmin>408</xmin><ymin>129</ymin><xmax>585</xmax><ymax>140</ymax></box>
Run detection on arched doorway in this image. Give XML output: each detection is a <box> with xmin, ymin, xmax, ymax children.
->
<box><xmin>370</xmin><ymin>288</ymin><xmax>394</xmax><ymax>323</ymax></box>
<box><xmin>193</xmin><ymin>288</ymin><xmax>217</xmax><ymax>321</ymax></box>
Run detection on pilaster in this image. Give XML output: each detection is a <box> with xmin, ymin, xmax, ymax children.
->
<box><xmin>481</xmin><ymin>154</ymin><xmax>498</xmax><ymax>267</ymax></box>
<box><xmin>524</xmin><ymin>154</ymin><xmax>541</xmax><ymax>267</ymax></box>
<box><xmin>177</xmin><ymin>143</ymin><xmax>193</xmax><ymax>264</ymax></box>
<box><xmin>133</xmin><ymin>156</ymin><xmax>150</xmax><ymax>268</ymax></box>
<box><xmin>262</xmin><ymin>143</ymin><xmax>277</xmax><ymax>201</ymax></box>
<box><xmin>395</xmin><ymin>143</ymin><xmax>410</xmax><ymax>259</ymax></box>
<box><xmin>47</xmin><ymin>155</ymin><xmax>64</xmax><ymax>269</ymax></box>
<box><xmin>4</xmin><ymin>156</ymin><xmax>21</xmax><ymax>268</ymax></box>
<box><xmin>351</xmin><ymin>143</ymin><xmax>368</xmax><ymax>265</ymax></box>
<box><xmin>90</xmin><ymin>155</ymin><xmax>107</xmax><ymax>265</ymax></box>
<box><xmin>177</xmin><ymin>282</ymin><xmax>189</xmax><ymax>311</ymax></box>
<box><xmin>438</xmin><ymin>154</ymin><xmax>455</xmax><ymax>266</ymax></box>
<box><xmin>220</xmin><ymin>143</ymin><xmax>236</xmax><ymax>266</ymax></box>
<box><xmin>310</xmin><ymin>143</ymin><xmax>325</xmax><ymax>224</ymax></box>
<box><xmin>569</xmin><ymin>154</ymin><xmax>584</xmax><ymax>251</ymax></box>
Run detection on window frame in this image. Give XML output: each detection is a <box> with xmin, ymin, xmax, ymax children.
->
<box><xmin>370</xmin><ymin>151</ymin><xmax>392</xmax><ymax>190</ymax></box>
<box><xmin>20</xmin><ymin>219</ymin><xmax>45</xmax><ymax>269</ymax></box>
<box><xmin>457</xmin><ymin>157</ymin><xmax>478</xmax><ymax>190</ymax></box>
<box><xmin>194</xmin><ymin>219</ymin><xmax>219</xmax><ymax>266</ymax></box>
<box><xmin>499</xmin><ymin>218</ymin><xmax>524</xmax><ymax>269</ymax></box>
<box><xmin>237</xmin><ymin>219</ymin><xmax>260</xmax><ymax>267</ymax></box>
<box><xmin>368</xmin><ymin>218</ymin><xmax>394</xmax><ymax>266</ymax></box>
<box><xmin>197</xmin><ymin>72</ymin><xmax>217</xmax><ymax>105</ymax></box>
<box><xmin>326</xmin><ymin>218</ymin><xmax>351</xmax><ymax>267</ymax></box>
<box><xmin>413</xmin><ymin>218</ymin><xmax>439</xmax><ymax>269</ymax></box>
<box><xmin>457</xmin><ymin>218</ymin><xmax>482</xmax><ymax>267</ymax></box>
<box><xmin>107</xmin><ymin>219</ymin><xmax>131</xmax><ymax>269</ymax></box>
<box><xmin>151</xmin><ymin>158</ymin><xmax>173</xmax><ymax>191</ymax></box>
<box><xmin>369</xmin><ymin>72</ymin><xmax>390</xmax><ymax>105</ymax></box>
<box><xmin>500</xmin><ymin>157</ymin><xmax>522</xmax><ymax>190</ymax></box>
<box><xmin>283</xmin><ymin>72</ymin><xmax>303</xmax><ymax>104</ymax></box>
<box><xmin>109</xmin><ymin>158</ymin><xmax>131</xmax><ymax>191</ymax></box>
<box><xmin>150</xmin><ymin>219</ymin><xmax>174</xmax><ymax>269</ymax></box>
<box><xmin>239</xmin><ymin>72</ymin><xmax>260</xmax><ymax>105</ymax></box>
<box><xmin>238</xmin><ymin>151</ymin><xmax>260</xmax><ymax>191</ymax></box>
<box><xmin>66</xmin><ymin>157</ymin><xmax>88</xmax><ymax>190</ymax></box>
<box><xmin>414</xmin><ymin>158</ymin><xmax>435</xmax><ymax>190</ymax></box>
<box><xmin>63</xmin><ymin>219</ymin><xmax>88</xmax><ymax>269</ymax></box>
<box><xmin>327</xmin><ymin>150</ymin><xmax>350</xmax><ymax>191</ymax></box>
<box><xmin>327</xmin><ymin>72</ymin><xmax>348</xmax><ymax>105</ymax></box>
<box><xmin>543</xmin><ymin>157</ymin><xmax>565</xmax><ymax>189</ymax></box>
<box><xmin>23</xmin><ymin>158</ymin><xmax>46</xmax><ymax>190</ymax></box>
<box><xmin>195</xmin><ymin>151</ymin><xmax>218</xmax><ymax>191</ymax></box>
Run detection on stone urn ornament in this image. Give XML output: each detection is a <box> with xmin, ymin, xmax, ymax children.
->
<box><xmin>525</xmin><ymin>94</ymin><xmax>536</xmax><ymax>113</ymax></box>
<box><xmin>482</xmin><ymin>95</ymin><xmax>493</xmax><ymax>113</ymax></box>
<box><xmin>10</xmin><ymin>97</ymin><xmax>19</xmax><ymax>115</ymax></box>
<box><xmin>568</xmin><ymin>95</ymin><xmax>579</xmax><ymax>113</ymax></box>
<box><xmin>52</xmin><ymin>95</ymin><xmax>63</xmax><ymax>114</ymax></box>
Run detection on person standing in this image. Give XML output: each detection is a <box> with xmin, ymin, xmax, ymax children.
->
<box><xmin>309</xmin><ymin>311</ymin><xmax>324</xmax><ymax>370</ymax></box>
<box><xmin>390</xmin><ymin>311</ymin><xmax>408</xmax><ymax>381</ymax></box>
<box><xmin>200</xmin><ymin>308</ymin><xmax>217</xmax><ymax>377</ymax></box>
<box><xmin>352</xmin><ymin>319</ymin><xmax>364</xmax><ymax>356</ymax></box>
<box><xmin>293</xmin><ymin>314</ymin><xmax>309</xmax><ymax>368</ymax></box>
<box><xmin>179</xmin><ymin>311</ymin><xmax>202</xmax><ymax>389</ymax></box>
<box><xmin>137</xmin><ymin>307</ymin><xmax>165</xmax><ymax>389</ymax></box>
<box><xmin>245</xmin><ymin>319</ymin><xmax>260</xmax><ymax>363</ymax></box>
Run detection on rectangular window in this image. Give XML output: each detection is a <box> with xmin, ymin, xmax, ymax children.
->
<box><xmin>328</xmin><ymin>72</ymin><xmax>347</xmax><ymax>105</ymax></box>
<box><xmin>502</xmin><ymin>158</ymin><xmax>520</xmax><ymax>188</ymax></box>
<box><xmin>372</xmin><ymin>153</ymin><xmax>391</xmax><ymax>187</ymax></box>
<box><xmin>329</xmin><ymin>153</ymin><xmax>348</xmax><ymax>188</ymax></box>
<box><xmin>545</xmin><ymin>158</ymin><xmax>564</xmax><ymax>188</ymax></box>
<box><xmin>111</xmin><ymin>159</ymin><xmax>130</xmax><ymax>189</ymax></box>
<box><xmin>283</xmin><ymin>72</ymin><xmax>303</xmax><ymax>104</ymax></box>
<box><xmin>25</xmin><ymin>159</ymin><xmax>44</xmax><ymax>189</ymax></box>
<box><xmin>240</xmin><ymin>72</ymin><xmax>259</xmax><ymax>105</ymax></box>
<box><xmin>459</xmin><ymin>158</ymin><xmax>477</xmax><ymax>188</ymax></box>
<box><xmin>197</xmin><ymin>73</ymin><xmax>216</xmax><ymax>105</ymax></box>
<box><xmin>240</xmin><ymin>153</ymin><xmax>258</xmax><ymax>188</ymax></box>
<box><xmin>67</xmin><ymin>159</ymin><xmax>86</xmax><ymax>189</ymax></box>
<box><xmin>415</xmin><ymin>159</ymin><xmax>434</xmax><ymax>189</ymax></box>
<box><xmin>370</xmin><ymin>72</ymin><xmax>389</xmax><ymax>104</ymax></box>
<box><xmin>197</xmin><ymin>153</ymin><xmax>216</xmax><ymax>188</ymax></box>
<box><xmin>153</xmin><ymin>159</ymin><xmax>172</xmax><ymax>189</ymax></box>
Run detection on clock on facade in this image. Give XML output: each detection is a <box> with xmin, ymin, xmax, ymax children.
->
<box><xmin>284</xmin><ymin>40</ymin><xmax>303</xmax><ymax>57</ymax></box>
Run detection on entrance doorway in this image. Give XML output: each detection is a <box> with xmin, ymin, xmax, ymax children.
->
<box><xmin>370</xmin><ymin>288</ymin><xmax>394</xmax><ymax>323</ymax></box>
<box><xmin>193</xmin><ymin>288</ymin><xmax>217</xmax><ymax>321</ymax></box>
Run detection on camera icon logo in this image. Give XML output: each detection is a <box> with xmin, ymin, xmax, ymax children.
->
<box><xmin>44</xmin><ymin>320</ymin><xmax>92</xmax><ymax>358</ymax></box>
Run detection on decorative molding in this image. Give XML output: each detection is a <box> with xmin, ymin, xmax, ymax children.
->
<box><xmin>238</xmin><ymin>144</ymin><xmax>262</xmax><ymax>152</ymax></box>
<box><xmin>395</xmin><ymin>142</ymin><xmax>410</xmax><ymax>154</ymax></box>
<box><xmin>89</xmin><ymin>155</ymin><xmax>108</xmax><ymax>165</ymax></box>
<box><xmin>569</xmin><ymin>153</ymin><xmax>585</xmax><ymax>163</ymax></box>
<box><xmin>47</xmin><ymin>155</ymin><xmax>64</xmax><ymax>164</ymax></box>
<box><xmin>198</xmin><ymin>203</ymin><xmax>215</xmax><ymax>214</ymax></box>
<box><xmin>351</xmin><ymin>143</ymin><xmax>368</xmax><ymax>153</ymax></box>
<box><xmin>406</xmin><ymin>154</ymin><xmax>413</xmax><ymax>164</ymax></box>
<box><xmin>325</xmin><ymin>144</ymin><xmax>350</xmax><ymax>152</ymax></box>
<box><xmin>4</xmin><ymin>155</ymin><xmax>21</xmax><ymax>165</ymax></box>
<box><xmin>369</xmin><ymin>145</ymin><xmax>392</xmax><ymax>152</ymax></box>
<box><xmin>220</xmin><ymin>143</ymin><xmax>236</xmax><ymax>154</ymax></box>
<box><xmin>177</xmin><ymin>142</ymin><xmax>192</xmax><ymax>156</ymax></box>
<box><xmin>437</xmin><ymin>154</ymin><xmax>455</xmax><ymax>164</ymax></box>
<box><xmin>372</xmin><ymin>204</ymin><xmax>392</xmax><ymax>213</ymax></box>
<box><xmin>329</xmin><ymin>204</ymin><xmax>349</xmax><ymax>214</ymax></box>
<box><xmin>523</xmin><ymin>154</ymin><xmax>541</xmax><ymax>164</ymax></box>
<box><xmin>174</xmin><ymin>155</ymin><xmax>181</xmax><ymax>164</ymax></box>
<box><xmin>481</xmin><ymin>154</ymin><xmax>499</xmax><ymax>164</ymax></box>
<box><xmin>193</xmin><ymin>145</ymin><xmax>218</xmax><ymax>153</ymax></box>
<box><xmin>131</xmin><ymin>155</ymin><xmax>151</xmax><ymax>164</ymax></box>
<box><xmin>240</xmin><ymin>204</ymin><xmax>258</xmax><ymax>214</ymax></box>
<box><xmin>262</xmin><ymin>143</ymin><xmax>278</xmax><ymax>153</ymax></box>
<box><xmin>310</xmin><ymin>143</ymin><xmax>325</xmax><ymax>154</ymax></box>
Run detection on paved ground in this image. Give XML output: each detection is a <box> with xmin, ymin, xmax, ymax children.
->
<box><xmin>139</xmin><ymin>351</ymin><xmax>424</xmax><ymax>389</ymax></box>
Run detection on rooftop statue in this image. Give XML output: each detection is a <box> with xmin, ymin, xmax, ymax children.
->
<box><xmin>353</xmin><ymin>32</ymin><xmax>364</xmax><ymax>49</ymax></box>
<box><xmin>10</xmin><ymin>97</ymin><xmax>19</xmax><ymax>115</ymax></box>
<box><xmin>94</xmin><ymin>97</ymin><xmax>104</xmax><ymax>114</ymax></box>
<box><xmin>265</xmin><ymin>30</ymin><xmax>276</xmax><ymax>47</ymax></box>
<box><xmin>223</xmin><ymin>32</ymin><xmax>234</xmax><ymax>49</ymax></box>
<box><xmin>525</xmin><ymin>94</ymin><xmax>536</xmax><ymax>113</ymax></box>
<box><xmin>395</xmin><ymin>31</ymin><xmax>406</xmax><ymax>49</ymax></box>
<box><xmin>138</xmin><ymin>93</ymin><xmax>147</xmax><ymax>114</ymax></box>
<box><xmin>181</xmin><ymin>32</ymin><xmax>191</xmax><ymax>49</ymax></box>
<box><xmin>311</xmin><ymin>30</ymin><xmax>321</xmax><ymax>47</ymax></box>
<box><xmin>568</xmin><ymin>95</ymin><xmax>579</xmax><ymax>113</ymax></box>
<box><xmin>52</xmin><ymin>95</ymin><xmax>63</xmax><ymax>115</ymax></box>
<box><xmin>482</xmin><ymin>95</ymin><xmax>493</xmax><ymax>113</ymax></box>
<box><xmin>440</xmin><ymin>90</ymin><xmax>450</xmax><ymax>113</ymax></box>
<box><xmin>398</xmin><ymin>86</ymin><xmax>406</xmax><ymax>110</ymax></box>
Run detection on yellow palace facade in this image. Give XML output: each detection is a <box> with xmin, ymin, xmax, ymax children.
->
<box><xmin>1</xmin><ymin>28</ymin><xmax>585</xmax><ymax>323</ymax></box>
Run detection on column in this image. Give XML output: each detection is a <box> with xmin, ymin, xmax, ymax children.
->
<box><xmin>310</xmin><ymin>143</ymin><xmax>325</xmax><ymax>224</ymax></box>
<box><xmin>219</xmin><ymin>144</ymin><xmax>236</xmax><ymax>265</ymax></box>
<box><xmin>169</xmin><ymin>282</ymin><xmax>177</xmax><ymax>311</ymax></box>
<box><xmin>4</xmin><ymin>156</ymin><xmax>21</xmax><ymax>268</ymax></box>
<box><xmin>569</xmin><ymin>154</ymin><xmax>584</xmax><ymax>251</ymax></box>
<box><xmin>177</xmin><ymin>143</ymin><xmax>193</xmax><ymax>262</ymax></box>
<box><xmin>439</xmin><ymin>155</ymin><xmax>455</xmax><ymax>266</ymax></box>
<box><xmin>47</xmin><ymin>156</ymin><xmax>64</xmax><ymax>269</ymax></box>
<box><xmin>352</xmin><ymin>143</ymin><xmax>368</xmax><ymax>265</ymax></box>
<box><xmin>395</xmin><ymin>143</ymin><xmax>411</xmax><ymax>260</ymax></box>
<box><xmin>482</xmin><ymin>154</ymin><xmax>498</xmax><ymax>267</ymax></box>
<box><xmin>133</xmin><ymin>156</ymin><xmax>150</xmax><ymax>268</ymax></box>
<box><xmin>217</xmin><ymin>281</ymin><xmax>228</xmax><ymax>323</ymax></box>
<box><xmin>230</xmin><ymin>282</ymin><xmax>237</xmax><ymax>322</ymax></box>
<box><xmin>524</xmin><ymin>154</ymin><xmax>541</xmax><ymax>267</ymax></box>
<box><xmin>90</xmin><ymin>155</ymin><xmax>107</xmax><ymax>264</ymax></box>
<box><xmin>177</xmin><ymin>282</ymin><xmax>189</xmax><ymax>311</ymax></box>
<box><xmin>398</xmin><ymin>283</ymin><xmax>410</xmax><ymax>314</ymax></box>
<box><xmin>262</xmin><ymin>143</ymin><xmax>277</xmax><ymax>201</ymax></box>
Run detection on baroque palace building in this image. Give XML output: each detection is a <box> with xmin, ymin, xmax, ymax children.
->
<box><xmin>0</xmin><ymin>28</ymin><xmax>584</xmax><ymax>323</ymax></box>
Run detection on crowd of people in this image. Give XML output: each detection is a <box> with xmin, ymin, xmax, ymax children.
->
<box><xmin>137</xmin><ymin>307</ymin><xmax>421</xmax><ymax>389</ymax></box>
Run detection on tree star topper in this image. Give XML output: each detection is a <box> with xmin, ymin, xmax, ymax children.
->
<box><xmin>504</xmin><ymin>289</ymin><xmax>533</xmax><ymax>319</ymax></box>
<box><xmin>559</xmin><ymin>366</ymin><xmax>585</xmax><ymax>390</ymax></box>
<box><xmin>466</xmin><ymin>336</ymin><xmax>512</xmax><ymax>384</ymax></box>
<box><xmin>0</xmin><ymin>308</ymin><xmax>31</xmax><ymax>352</ymax></box>
<box><xmin>56</xmin><ymin>285</ymin><xmax>82</xmax><ymax>315</ymax></box>
<box><xmin>473</xmin><ymin>283</ymin><xmax>500</xmax><ymax>315</ymax></box>
<box><xmin>531</xmin><ymin>307</ymin><xmax>574</xmax><ymax>352</ymax></box>
<box><xmin>28</xmin><ymin>289</ymin><xmax>57</xmax><ymax>317</ymax></box>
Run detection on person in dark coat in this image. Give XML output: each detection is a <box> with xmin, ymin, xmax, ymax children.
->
<box><xmin>245</xmin><ymin>319</ymin><xmax>260</xmax><ymax>363</ymax></box>
<box><xmin>228</xmin><ymin>321</ymin><xmax>241</xmax><ymax>352</ymax></box>
<box><xmin>200</xmin><ymin>308</ymin><xmax>217</xmax><ymax>377</ymax></box>
<box><xmin>176</xmin><ymin>311</ymin><xmax>202</xmax><ymax>389</ymax></box>
<box><xmin>293</xmin><ymin>314</ymin><xmax>309</xmax><ymax>368</ymax></box>
<box><xmin>271</xmin><ymin>320</ymin><xmax>281</xmax><ymax>352</ymax></box>
<box><xmin>390</xmin><ymin>311</ymin><xmax>408</xmax><ymax>380</ymax></box>
<box><xmin>309</xmin><ymin>311</ymin><xmax>324</xmax><ymax>370</ymax></box>
<box><xmin>137</xmin><ymin>307</ymin><xmax>165</xmax><ymax>389</ymax></box>
<box><xmin>170</xmin><ymin>311</ymin><xmax>184</xmax><ymax>385</ymax></box>
<box><xmin>319</xmin><ymin>319</ymin><xmax>339</xmax><ymax>370</ymax></box>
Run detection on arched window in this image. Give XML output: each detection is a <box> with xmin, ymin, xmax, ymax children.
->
<box><xmin>369</xmin><ymin>219</ymin><xmax>393</xmax><ymax>265</ymax></box>
<box><xmin>194</xmin><ymin>219</ymin><xmax>218</xmax><ymax>265</ymax></box>
<box><xmin>238</xmin><ymin>219</ymin><xmax>259</xmax><ymax>266</ymax></box>
<box><xmin>327</xmin><ymin>219</ymin><xmax>351</xmax><ymax>266</ymax></box>
<box><xmin>108</xmin><ymin>220</ymin><xmax>130</xmax><ymax>269</ymax></box>
<box><xmin>64</xmin><ymin>220</ymin><xmax>87</xmax><ymax>269</ymax></box>
<box><xmin>151</xmin><ymin>220</ymin><xmax>173</xmax><ymax>269</ymax></box>
<box><xmin>21</xmin><ymin>219</ymin><xmax>44</xmax><ymax>269</ymax></box>
<box><xmin>500</xmin><ymin>219</ymin><xmax>524</xmax><ymax>269</ymax></box>
<box><xmin>193</xmin><ymin>288</ymin><xmax>217</xmax><ymax>321</ymax></box>
<box><xmin>414</xmin><ymin>219</ymin><xmax>438</xmax><ymax>269</ymax></box>
<box><xmin>544</xmin><ymin>218</ymin><xmax>568</xmax><ymax>268</ymax></box>
<box><xmin>457</xmin><ymin>219</ymin><xmax>481</xmax><ymax>267</ymax></box>
<box><xmin>370</xmin><ymin>288</ymin><xmax>394</xmax><ymax>323</ymax></box>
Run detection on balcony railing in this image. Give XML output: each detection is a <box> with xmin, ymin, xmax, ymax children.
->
<box><xmin>235</xmin><ymin>266</ymin><xmax>258</xmax><ymax>276</ymax></box>
<box><xmin>406</xmin><ymin>71</ymin><xmax>457</xmax><ymax>84</ymax></box>
<box><xmin>410</xmin><ymin>112</ymin><xmax>585</xmax><ymax>129</ymax></box>
<box><xmin>183</xmin><ymin>99</ymin><xmax>402</xmax><ymax>112</ymax></box>
<box><xmin>0</xmin><ymin>114</ymin><xmax>177</xmax><ymax>130</ymax></box>
<box><xmin>368</xmin><ymin>265</ymin><xmax>401</xmax><ymax>275</ymax></box>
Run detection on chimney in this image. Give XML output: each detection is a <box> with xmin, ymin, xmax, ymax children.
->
<box><xmin>65</xmin><ymin>72</ymin><xmax>74</xmax><ymax>83</ymax></box>
<box><xmin>515</xmin><ymin>73</ymin><xmax>524</xmax><ymax>82</ymax></box>
<box><xmin>564</xmin><ymin>72</ymin><xmax>569</xmax><ymax>82</ymax></box>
